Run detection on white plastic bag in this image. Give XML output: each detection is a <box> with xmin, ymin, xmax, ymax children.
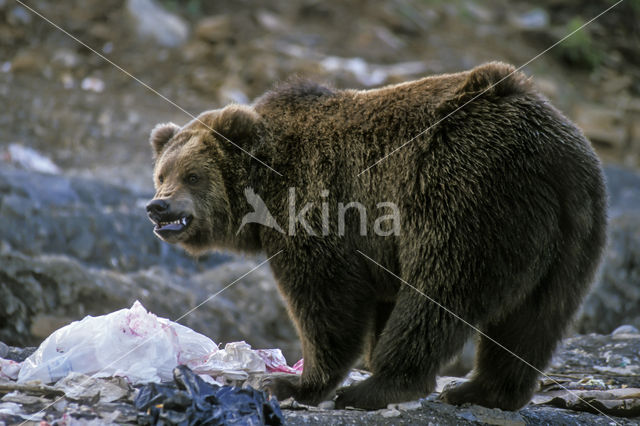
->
<box><xmin>193</xmin><ymin>341</ymin><xmax>266</xmax><ymax>381</ymax></box>
<box><xmin>18</xmin><ymin>301</ymin><xmax>218</xmax><ymax>384</ymax></box>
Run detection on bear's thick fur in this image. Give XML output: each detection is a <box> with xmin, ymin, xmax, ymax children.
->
<box><xmin>146</xmin><ymin>62</ymin><xmax>607</xmax><ymax>410</ymax></box>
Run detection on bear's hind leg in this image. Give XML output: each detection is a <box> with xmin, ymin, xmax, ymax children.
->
<box><xmin>441</xmin><ymin>196</ymin><xmax>606</xmax><ymax>411</ymax></box>
<box><xmin>441</xmin><ymin>262</ymin><xmax>595</xmax><ymax>410</ymax></box>
<box><xmin>440</xmin><ymin>283</ymin><xmax>568</xmax><ymax>410</ymax></box>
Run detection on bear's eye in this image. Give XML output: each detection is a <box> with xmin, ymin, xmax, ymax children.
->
<box><xmin>158</xmin><ymin>174</ymin><xmax>164</xmax><ymax>184</ymax></box>
<box><xmin>187</xmin><ymin>173</ymin><xmax>199</xmax><ymax>184</ymax></box>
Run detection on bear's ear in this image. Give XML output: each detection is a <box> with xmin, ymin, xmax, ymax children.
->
<box><xmin>212</xmin><ymin>105</ymin><xmax>260</xmax><ymax>148</ymax></box>
<box><xmin>149</xmin><ymin>122</ymin><xmax>180</xmax><ymax>158</ymax></box>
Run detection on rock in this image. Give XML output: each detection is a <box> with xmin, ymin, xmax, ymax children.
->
<box><xmin>255</xmin><ymin>10</ymin><xmax>288</xmax><ymax>32</ymax></box>
<box><xmin>601</xmin><ymin>165</ymin><xmax>640</xmax><ymax>218</ymax></box>
<box><xmin>219</xmin><ymin>86</ymin><xmax>249</xmax><ymax>105</ymax></box>
<box><xmin>190</xmin><ymin>260</ymin><xmax>299</xmax><ymax>359</ymax></box>
<box><xmin>509</xmin><ymin>8</ymin><xmax>549</xmax><ymax>30</ymax></box>
<box><xmin>8</xmin><ymin>49</ymin><xmax>44</xmax><ymax>73</ymax></box>
<box><xmin>533</xmin><ymin>77</ymin><xmax>560</xmax><ymax>100</ymax></box>
<box><xmin>573</xmin><ymin>104</ymin><xmax>626</xmax><ymax>149</ymax></box>
<box><xmin>195</xmin><ymin>15</ymin><xmax>233</xmax><ymax>43</ymax></box>
<box><xmin>549</xmin><ymin>332</ymin><xmax>640</xmax><ymax>387</ymax></box>
<box><xmin>576</xmin><ymin>166</ymin><xmax>640</xmax><ymax>334</ymax></box>
<box><xmin>578</xmin><ymin>214</ymin><xmax>640</xmax><ymax>334</ymax></box>
<box><xmin>53</xmin><ymin>373</ymin><xmax>132</xmax><ymax>403</ymax></box>
<box><xmin>612</xmin><ymin>324</ymin><xmax>640</xmax><ymax>335</ymax></box>
<box><xmin>2</xmin><ymin>331</ymin><xmax>640</xmax><ymax>424</ymax></box>
<box><xmin>126</xmin><ymin>0</ymin><xmax>189</xmax><ymax>47</ymax></box>
<box><xmin>181</xmin><ymin>40</ymin><xmax>212</xmax><ymax>62</ymax></box>
<box><xmin>0</xmin><ymin>249</ymin><xmax>298</xmax><ymax>360</ymax></box>
<box><xmin>0</xmin><ymin>165</ymin><xmax>228</xmax><ymax>272</ymax></box>
<box><xmin>51</xmin><ymin>49</ymin><xmax>81</xmax><ymax>69</ymax></box>
<box><xmin>0</xmin><ymin>167</ymin><xmax>296</xmax><ymax>356</ymax></box>
<box><xmin>0</xmin><ymin>343</ymin><xmax>35</xmax><ymax>362</ymax></box>
<box><xmin>319</xmin><ymin>56</ymin><xmax>426</xmax><ymax>87</ymax></box>
<box><xmin>463</xmin><ymin>2</ymin><xmax>494</xmax><ymax>24</ymax></box>
<box><xmin>5</xmin><ymin>144</ymin><xmax>60</xmax><ymax>174</ymax></box>
<box><xmin>7</xmin><ymin>6</ymin><xmax>31</xmax><ymax>26</ymax></box>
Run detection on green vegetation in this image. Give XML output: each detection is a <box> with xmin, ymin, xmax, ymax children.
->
<box><xmin>159</xmin><ymin>0</ymin><xmax>203</xmax><ymax>17</ymax></box>
<box><xmin>558</xmin><ymin>16</ymin><xmax>602</xmax><ymax>70</ymax></box>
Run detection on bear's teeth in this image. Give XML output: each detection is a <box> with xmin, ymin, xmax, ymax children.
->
<box><xmin>156</xmin><ymin>218</ymin><xmax>187</xmax><ymax>228</ymax></box>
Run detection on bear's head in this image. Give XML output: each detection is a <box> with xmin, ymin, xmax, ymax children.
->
<box><xmin>146</xmin><ymin>105</ymin><xmax>261</xmax><ymax>254</ymax></box>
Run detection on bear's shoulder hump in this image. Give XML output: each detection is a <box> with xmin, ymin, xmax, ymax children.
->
<box><xmin>255</xmin><ymin>78</ymin><xmax>336</xmax><ymax>109</ymax></box>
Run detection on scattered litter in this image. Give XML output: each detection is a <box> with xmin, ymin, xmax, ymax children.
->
<box><xmin>436</xmin><ymin>376</ymin><xmax>467</xmax><ymax>393</ymax></box>
<box><xmin>532</xmin><ymin>388</ymin><xmax>640</xmax><ymax>417</ymax></box>
<box><xmin>577</xmin><ymin>377</ymin><xmax>608</xmax><ymax>390</ymax></box>
<box><xmin>340</xmin><ymin>369</ymin><xmax>370</xmax><ymax>387</ymax></box>
<box><xmin>317</xmin><ymin>400</ymin><xmax>335</xmax><ymax>410</ymax></box>
<box><xmin>0</xmin><ymin>401</ymin><xmax>44</xmax><ymax>423</ymax></box>
<box><xmin>0</xmin><ymin>381</ymin><xmax>65</xmax><ymax>398</ymax></box>
<box><xmin>135</xmin><ymin>365</ymin><xmax>283</xmax><ymax>425</ymax></box>
<box><xmin>380</xmin><ymin>407</ymin><xmax>401</xmax><ymax>418</ymax></box>
<box><xmin>1</xmin><ymin>391</ymin><xmax>51</xmax><ymax>406</ymax></box>
<box><xmin>193</xmin><ymin>341</ymin><xmax>265</xmax><ymax>382</ymax></box>
<box><xmin>4</xmin><ymin>143</ymin><xmax>60</xmax><ymax>174</ymax></box>
<box><xmin>0</xmin><ymin>402</ymin><xmax>22</xmax><ymax>416</ymax></box>
<box><xmin>0</xmin><ymin>358</ymin><xmax>20</xmax><ymax>380</ymax></box>
<box><xmin>593</xmin><ymin>364</ymin><xmax>639</xmax><ymax>376</ymax></box>
<box><xmin>278</xmin><ymin>397</ymin><xmax>306</xmax><ymax>410</ymax></box>
<box><xmin>80</xmin><ymin>76</ymin><xmax>105</xmax><ymax>92</ymax></box>
<box><xmin>320</xmin><ymin>56</ymin><xmax>427</xmax><ymax>87</ymax></box>
<box><xmin>54</xmin><ymin>372</ymin><xmax>131</xmax><ymax>403</ymax></box>
<box><xmin>102</xmin><ymin>42</ymin><xmax>114</xmax><ymax>54</ymax></box>
<box><xmin>18</xmin><ymin>301</ymin><xmax>219</xmax><ymax>384</ymax></box>
<box><xmin>395</xmin><ymin>400</ymin><xmax>423</xmax><ymax>411</ymax></box>
<box><xmin>256</xmin><ymin>348</ymin><xmax>302</xmax><ymax>374</ymax></box>
<box><xmin>61</xmin><ymin>72</ymin><xmax>75</xmax><ymax>89</ymax></box>
<box><xmin>18</xmin><ymin>301</ymin><xmax>305</xmax><ymax>387</ymax></box>
<box><xmin>539</xmin><ymin>375</ymin><xmax>572</xmax><ymax>392</ymax></box>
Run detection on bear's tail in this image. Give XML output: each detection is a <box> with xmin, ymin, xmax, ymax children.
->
<box><xmin>436</xmin><ymin>62</ymin><xmax>533</xmax><ymax>117</ymax></box>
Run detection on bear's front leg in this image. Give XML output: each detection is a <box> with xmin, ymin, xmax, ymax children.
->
<box><xmin>264</xmin><ymin>253</ymin><xmax>374</xmax><ymax>405</ymax></box>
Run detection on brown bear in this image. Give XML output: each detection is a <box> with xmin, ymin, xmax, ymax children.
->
<box><xmin>146</xmin><ymin>62</ymin><xmax>607</xmax><ymax>410</ymax></box>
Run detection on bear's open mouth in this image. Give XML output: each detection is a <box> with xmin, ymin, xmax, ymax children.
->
<box><xmin>153</xmin><ymin>215</ymin><xmax>192</xmax><ymax>235</ymax></box>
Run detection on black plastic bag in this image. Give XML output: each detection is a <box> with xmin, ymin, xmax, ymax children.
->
<box><xmin>135</xmin><ymin>365</ymin><xmax>283</xmax><ymax>425</ymax></box>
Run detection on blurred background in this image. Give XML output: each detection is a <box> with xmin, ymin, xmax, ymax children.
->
<box><xmin>1</xmin><ymin>0</ymin><xmax>639</xmax><ymax>364</ymax></box>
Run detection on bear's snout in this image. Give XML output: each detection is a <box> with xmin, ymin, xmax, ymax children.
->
<box><xmin>146</xmin><ymin>198</ymin><xmax>193</xmax><ymax>240</ymax></box>
<box><xmin>146</xmin><ymin>198</ymin><xmax>169</xmax><ymax>216</ymax></box>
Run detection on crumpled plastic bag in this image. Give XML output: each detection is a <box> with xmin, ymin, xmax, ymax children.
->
<box><xmin>18</xmin><ymin>301</ymin><xmax>303</xmax><ymax>386</ymax></box>
<box><xmin>136</xmin><ymin>365</ymin><xmax>283</xmax><ymax>425</ymax></box>
<box><xmin>192</xmin><ymin>341</ymin><xmax>266</xmax><ymax>381</ymax></box>
<box><xmin>19</xmin><ymin>301</ymin><xmax>218</xmax><ymax>384</ymax></box>
<box><xmin>255</xmin><ymin>349</ymin><xmax>303</xmax><ymax>375</ymax></box>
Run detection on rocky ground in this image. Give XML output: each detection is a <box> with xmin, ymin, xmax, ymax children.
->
<box><xmin>1</xmin><ymin>0</ymin><xmax>639</xmax><ymax>424</ymax></box>
<box><xmin>1</xmin><ymin>331</ymin><xmax>639</xmax><ymax>424</ymax></box>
